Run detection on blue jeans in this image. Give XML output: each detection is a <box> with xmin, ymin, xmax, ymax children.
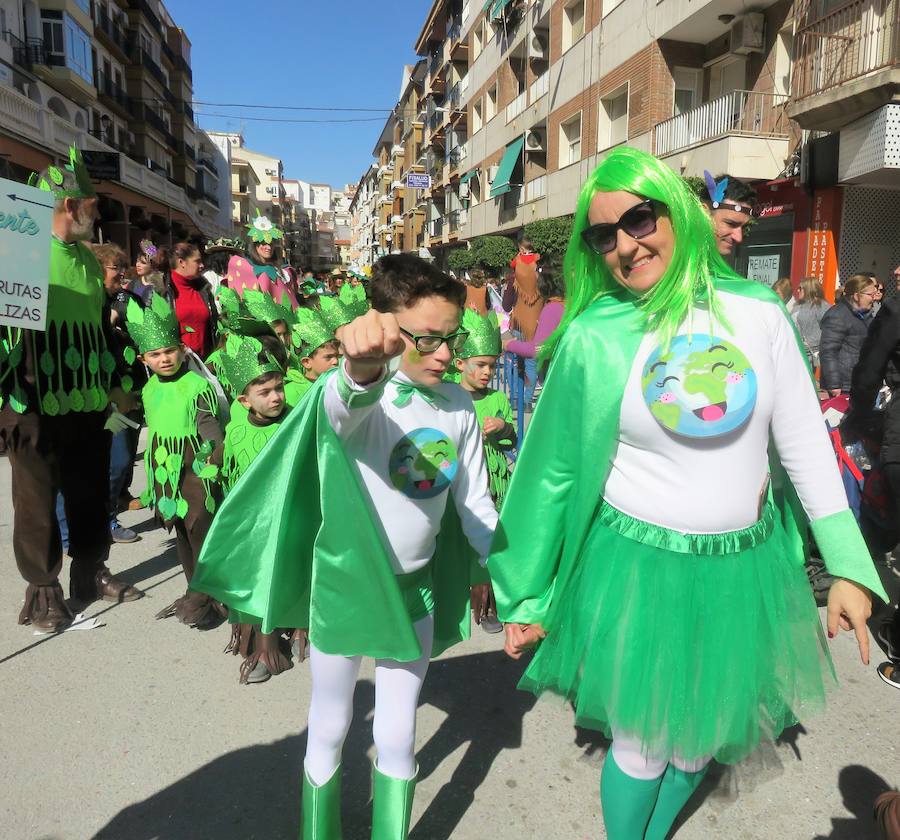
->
<box><xmin>511</xmin><ymin>330</ymin><xmax>537</xmax><ymax>408</ymax></box>
<box><xmin>108</xmin><ymin>426</ymin><xmax>136</xmax><ymax>520</ymax></box>
<box><xmin>56</xmin><ymin>493</ymin><xmax>69</xmax><ymax>551</ymax></box>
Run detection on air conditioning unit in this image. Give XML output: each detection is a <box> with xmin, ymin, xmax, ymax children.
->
<box><xmin>488</xmin><ymin>164</ymin><xmax>499</xmax><ymax>183</ymax></box>
<box><xmin>528</xmin><ymin>34</ymin><xmax>547</xmax><ymax>61</ymax></box>
<box><xmin>525</xmin><ymin>129</ymin><xmax>545</xmax><ymax>152</ymax></box>
<box><xmin>729</xmin><ymin>13</ymin><xmax>765</xmax><ymax>55</ymax></box>
<box><xmin>459</xmin><ymin>181</ymin><xmax>470</xmax><ymax>199</ymax></box>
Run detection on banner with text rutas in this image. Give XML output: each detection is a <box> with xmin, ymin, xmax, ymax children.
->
<box><xmin>0</xmin><ymin>177</ymin><xmax>53</xmax><ymax>331</ymax></box>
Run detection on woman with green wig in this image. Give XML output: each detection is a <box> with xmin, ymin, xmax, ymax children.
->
<box><xmin>487</xmin><ymin>147</ymin><xmax>887</xmax><ymax>839</ymax></box>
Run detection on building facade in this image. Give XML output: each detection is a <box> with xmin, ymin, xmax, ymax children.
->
<box><xmin>0</xmin><ymin>0</ymin><xmax>231</xmax><ymax>255</ymax></box>
<box><xmin>356</xmin><ymin>0</ymin><xmax>898</xmax><ymax>291</ymax></box>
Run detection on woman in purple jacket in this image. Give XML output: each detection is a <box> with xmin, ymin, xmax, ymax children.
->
<box><xmin>503</xmin><ymin>264</ymin><xmax>565</xmax><ymax>385</ymax></box>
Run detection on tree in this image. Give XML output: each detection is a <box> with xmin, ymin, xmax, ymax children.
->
<box><xmin>522</xmin><ymin>216</ymin><xmax>574</xmax><ymax>264</ymax></box>
<box><xmin>446</xmin><ymin>246</ymin><xmax>476</xmax><ymax>273</ymax></box>
<box><xmin>682</xmin><ymin>175</ymin><xmax>707</xmax><ymax>201</ymax></box>
<box><xmin>469</xmin><ymin>235</ymin><xmax>517</xmax><ymax>274</ymax></box>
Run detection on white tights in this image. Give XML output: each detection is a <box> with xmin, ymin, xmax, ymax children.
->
<box><xmin>304</xmin><ymin>615</ymin><xmax>434</xmax><ymax>786</ymax></box>
<box><xmin>611</xmin><ymin>733</ymin><xmax>712</xmax><ymax>780</ymax></box>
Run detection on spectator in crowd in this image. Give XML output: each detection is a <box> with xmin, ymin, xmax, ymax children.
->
<box><xmin>695</xmin><ymin>171</ymin><xmax>757</xmax><ymax>257</ymax></box>
<box><xmin>503</xmin><ymin>263</ymin><xmax>565</xmax><ymax>387</ymax></box>
<box><xmin>772</xmin><ymin>277</ymin><xmax>796</xmax><ymax>312</ymax></box>
<box><xmin>169</xmin><ymin>241</ymin><xmax>218</xmax><ymax>359</ymax></box>
<box><xmin>464</xmin><ymin>268</ymin><xmax>490</xmax><ymax>315</ymax></box>
<box><xmin>820</xmin><ymin>274</ymin><xmax>878</xmax><ymax>396</ymax></box>
<box><xmin>507</xmin><ymin>233</ymin><xmax>542</xmax><ymax>409</ymax></box>
<box><xmin>792</xmin><ymin>276</ymin><xmax>832</xmax><ymax>370</ymax></box>
<box><xmin>130</xmin><ymin>239</ymin><xmax>169</xmax><ymax>305</ymax></box>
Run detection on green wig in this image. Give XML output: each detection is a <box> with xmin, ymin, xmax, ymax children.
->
<box><xmin>547</xmin><ymin>146</ymin><xmax>740</xmax><ymax>357</ymax></box>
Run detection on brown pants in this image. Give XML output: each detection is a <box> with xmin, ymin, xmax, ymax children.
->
<box><xmin>0</xmin><ymin>406</ymin><xmax>110</xmax><ymax>588</ymax></box>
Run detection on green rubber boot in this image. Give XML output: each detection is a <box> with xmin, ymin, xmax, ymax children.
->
<box><xmin>301</xmin><ymin>764</ymin><xmax>342</xmax><ymax>840</ymax></box>
<box><xmin>370</xmin><ymin>763</ymin><xmax>417</xmax><ymax>840</ymax></box>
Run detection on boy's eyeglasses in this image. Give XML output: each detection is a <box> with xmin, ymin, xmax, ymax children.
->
<box><xmin>581</xmin><ymin>199</ymin><xmax>659</xmax><ymax>255</ymax></box>
<box><xmin>399</xmin><ymin>327</ymin><xmax>470</xmax><ymax>354</ymax></box>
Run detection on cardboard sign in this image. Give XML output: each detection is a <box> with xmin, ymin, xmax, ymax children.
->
<box><xmin>0</xmin><ymin>178</ymin><xmax>54</xmax><ymax>331</ymax></box>
<box><xmin>747</xmin><ymin>254</ymin><xmax>780</xmax><ymax>286</ymax></box>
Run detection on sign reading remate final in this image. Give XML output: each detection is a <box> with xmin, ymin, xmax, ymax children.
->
<box><xmin>0</xmin><ymin>177</ymin><xmax>53</xmax><ymax>331</ymax></box>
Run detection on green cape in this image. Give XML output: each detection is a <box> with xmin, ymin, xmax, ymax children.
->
<box><xmin>489</xmin><ymin>278</ymin><xmax>889</xmax><ymax>628</ymax></box>
<box><xmin>191</xmin><ymin>369</ymin><xmax>488</xmax><ymax>659</ymax></box>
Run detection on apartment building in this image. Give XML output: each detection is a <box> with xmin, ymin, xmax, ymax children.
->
<box><xmin>282</xmin><ymin>178</ymin><xmax>313</xmax><ymax>269</ymax></box>
<box><xmin>787</xmin><ymin>0</ymin><xmax>899</xmax><ymax>293</ymax></box>
<box><xmin>0</xmin><ymin>0</ymin><xmax>231</xmax><ymax>253</ymax></box>
<box><xmin>349</xmin><ymin>163</ymin><xmax>379</xmax><ymax>268</ymax></box>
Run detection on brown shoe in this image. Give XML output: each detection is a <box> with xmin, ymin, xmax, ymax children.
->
<box><xmin>18</xmin><ymin>583</ymin><xmax>74</xmax><ymax>632</ymax></box>
<box><xmin>71</xmin><ymin>567</ymin><xmax>144</xmax><ymax>605</ymax></box>
<box><xmin>127</xmin><ymin>498</ymin><xmax>145</xmax><ymax>511</ymax></box>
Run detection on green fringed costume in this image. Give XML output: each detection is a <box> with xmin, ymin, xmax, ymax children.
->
<box><xmin>457</xmin><ymin>309</ymin><xmax>516</xmax><ymax>508</ymax></box>
<box><xmin>488</xmin><ymin>279</ymin><xmax>889</xmax><ymax>767</ymax></box>
<box><xmin>1</xmin><ymin>146</ymin><xmax>141</xmax><ymax>627</ymax></box>
<box><xmin>126</xmin><ymin>294</ymin><xmax>226</xmax><ymax>629</ymax></box>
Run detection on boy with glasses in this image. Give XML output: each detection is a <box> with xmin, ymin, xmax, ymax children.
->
<box><xmin>192</xmin><ymin>254</ymin><xmax>497</xmax><ymax>839</ymax></box>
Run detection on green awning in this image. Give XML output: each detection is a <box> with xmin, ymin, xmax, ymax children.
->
<box><xmin>460</xmin><ymin>169</ymin><xmax>479</xmax><ymax>184</ymax></box>
<box><xmin>487</xmin><ymin>0</ymin><xmax>512</xmax><ymax>21</ymax></box>
<box><xmin>490</xmin><ymin>136</ymin><xmax>524</xmax><ymax>198</ymax></box>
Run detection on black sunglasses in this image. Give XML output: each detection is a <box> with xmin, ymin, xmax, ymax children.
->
<box><xmin>581</xmin><ymin>199</ymin><xmax>659</xmax><ymax>255</ymax></box>
<box><xmin>399</xmin><ymin>327</ymin><xmax>470</xmax><ymax>354</ymax></box>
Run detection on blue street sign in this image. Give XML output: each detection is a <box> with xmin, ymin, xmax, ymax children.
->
<box><xmin>406</xmin><ymin>173</ymin><xmax>432</xmax><ymax>190</ymax></box>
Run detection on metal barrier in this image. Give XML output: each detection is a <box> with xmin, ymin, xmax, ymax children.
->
<box><xmin>492</xmin><ymin>351</ymin><xmax>527</xmax><ymax>460</ymax></box>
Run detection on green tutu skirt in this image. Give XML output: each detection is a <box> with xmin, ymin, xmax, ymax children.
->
<box><xmin>520</xmin><ymin>500</ymin><xmax>836</xmax><ymax>765</ymax></box>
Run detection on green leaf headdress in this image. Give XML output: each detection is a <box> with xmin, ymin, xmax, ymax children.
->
<box><xmin>292</xmin><ymin>308</ymin><xmax>335</xmax><ymax>356</ymax></box>
<box><xmin>28</xmin><ymin>145</ymin><xmax>96</xmax><ymax>200</ymax></box>
<box><xmin>457</xmin><ymin>309</ymin><xmax>500</xmax><ymax>359</ymax></box>
<box><xmin>125</xmin><ymin>293</ymin><xmax>182</xmax><ymax>355</ymax></box>
<box><xmin>318</xmin><ymin>294</ymin><xmax>355</xmax><ymax>334</ymax></box>
<box><xmin>245</xmin><ymin>209</ymin><xmax>284</xmax><ymax>244</ymax></box>
<box><xmin>242</xmin><ymin>289</ymin><xmax>297</xmax><ymax>328</ymax></box>
<box><xmin>218</xmin><ymin>334</ymin><xmax>282</xmax><ymax>396</ymax></box>
<box><xmin>338</xmin><ymin>282</ymin><xmax>369</xmax><ymax>319</ymax></box>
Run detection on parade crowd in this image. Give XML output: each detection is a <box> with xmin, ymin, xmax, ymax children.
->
<box><xmin>2</xmin><ymin>145</ymin><xmax>900</xmax><ymax>840</ymax></box>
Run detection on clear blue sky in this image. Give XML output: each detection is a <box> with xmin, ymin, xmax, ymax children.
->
<box><xmin>166</xmin><ymin>0</ymin><xmax>433</xmax><ymax>189</ymax></box>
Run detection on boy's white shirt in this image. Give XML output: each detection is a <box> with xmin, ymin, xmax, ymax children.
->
<box><xmin>324</xmin><ymin>359</ymin><xmax>498</xmax><ymax>575</ymax></box>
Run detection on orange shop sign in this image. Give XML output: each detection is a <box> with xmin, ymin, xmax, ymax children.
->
<box><xmin>805</xmin><ymin>189</ymin><xmax>841</xmax><ymax>302</ymax></box>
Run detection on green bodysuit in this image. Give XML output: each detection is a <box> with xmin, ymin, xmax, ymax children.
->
<box><xmin>222</xmin><ymin>406</ymin><xmax>290</xmax><ymax>492</ymax></box>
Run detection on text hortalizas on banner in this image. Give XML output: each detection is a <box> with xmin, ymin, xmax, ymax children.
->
<box><xmin>0</xmin><ymin>177</ymin><xmax>53</xmax><ymax>332</ymax></box>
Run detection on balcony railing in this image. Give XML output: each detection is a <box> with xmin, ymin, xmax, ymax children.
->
<box><xmin>198</xmin><ymin>156</ymin><xmax>217</xmax><ymax>174</ymax></box>
<box><xmin>506</xmin><ymin>90</ymin><xmax>527</xmax><ymax>123</ymax></box>
<box><xmin>793</xmin><ymin>0</ymin><xmax>899</xmax><ymax>100</ymax></box>
<box><xmin>430</xmin><ymin>217</ymin><xmax>444</xmax><ymax>237</ymax></box>
<box><xmin>182</xmin><ymin>101</ymin><xmax>195</xmax><ymax>122</ymax></box>
<box><xmin>448</xmin><ymin>208</ymin><xmax>467</xmax><ymax>232</ymax></box>
<box><xmin>95</xmin><ymin>10</ymin><xmax>130</xmax><ymax>55</ymax></box>
<box><xmin>525</xmin><ymin>175</ymin><xmax>547</xmax><ymax>202</ymax></box>
<box><xmin>530</xmin><ymin>73</ymin><xmax>549</xmax><ymax>104</ymax></box>
<box><xmin>96</xmin><ymin>74</ymin><xmax>130</xmax><ymax>111</ymax></box>
<box><xmin>4</xmin><ymin>33</ymin><xmax>49</xmax><ymax>69</ymax></box>
<box><xmin>653</xmin><ymin>90</ymin><xmax>790</xmax><ymax>156</ymax></box>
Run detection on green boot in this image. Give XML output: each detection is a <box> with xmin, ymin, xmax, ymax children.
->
<box><xmin>301</xmin><ymin>764</ymin><xmax>342</xmax><ymax>840</ymax></box>
<box><xmin>371</xmin><ymin>763</ymin><xmax>417</xmax><ymax>840</ymax></box>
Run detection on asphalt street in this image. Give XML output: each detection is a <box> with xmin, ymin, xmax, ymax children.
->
<box><xmin>1</xmin><ymin>448</ymin><xmax>898</xmax><ymax>840</ymax></box>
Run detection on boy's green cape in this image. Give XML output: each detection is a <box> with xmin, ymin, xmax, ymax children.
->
<box><xmin>488</xmin><ymin>278</ymin><xmax>889</xmax><ymax>628</ymax></box>
<box><xmin>191</xmin><ymin>368</ymin><xmax>488</xmax><ymax>660</ymax></box>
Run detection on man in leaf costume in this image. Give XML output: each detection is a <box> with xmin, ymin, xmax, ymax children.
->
<box><xmin>124</xmin><ymin>293</ymin><xmax>226</xmax><ymax>630</ymax></box>
<box><xmin>0</xmin><ymin>147</ymin><xmax>143</xmax><ymax>631</ymax></box>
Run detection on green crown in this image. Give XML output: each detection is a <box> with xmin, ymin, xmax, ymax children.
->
<box><xmin>292</xmin><ymin>308</ymin><xmax>335</xmax><ymax>356</ymax></box>
<box><xmin>339</xmin><ymin>282</ymin><xmax>369</xmax><ymax>319</ymax></box>
<box><xmin>216</xmin><ymin>288</ymin><xmax>293</xmax><ymax>338</ymax></box>
<box><xmin>125</xmin><ymin>293</ymin><xmax>182</xmax><ymax>354</ymax></box>
<box><xmin>318</xmin><ymin>294</ymin><xmax>355</xmax><ymax>334</ymax></box>
<box><xmin>242</xmin><ymin>289</ymin><xmax>296</xmax><ymax>327</ymax></box>
<box><xmin>219</xmin><ymin>334</ymin><xmax>282</xmax><ymax>396</ymax></box>
<box><xmin>245</xmin><ymin>208</ymin><xmax>284</xmax><ymax>244</ymax></box>
<box><xmin>28</xmin><ymin>145</ymin><xmax>96</xmax><ymax>200</ymax></box>
<box><xmin>457</xmin><ymin>308</ymin><xmax>500</xmax><ymax>359</ymax></box>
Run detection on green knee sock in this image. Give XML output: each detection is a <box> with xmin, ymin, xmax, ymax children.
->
<box><xmin>643</xmin><ymin>763</ymin><xmax>709</xmax><ymax>840</ymax></box>
<box><xmin>600</xmin><ymin>750</ymin><xmax>664</xmax><ymax>840</ymax></box>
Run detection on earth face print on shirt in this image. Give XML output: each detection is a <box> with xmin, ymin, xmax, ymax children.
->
<box><xmin>641</xmin><ymin>335</ymin><xmax>757</xmax><ymax>439</ymax></box>
<box><xmin>389</xmin><ymin>427</ymin><xmax>459</xmax><ymax>499</ymax></box>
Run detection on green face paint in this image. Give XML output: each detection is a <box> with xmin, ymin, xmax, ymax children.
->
<box><xmin>406</xmin><ymin>349</ymin><xmax>422</xmax><ymax>363</ymax></box>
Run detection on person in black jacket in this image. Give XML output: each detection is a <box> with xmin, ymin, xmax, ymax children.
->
<box><xmin>847</xmin><ymin>271</ymin><xmax>900</xmax><ymax>687</ymax></box>
<box><xmin>820</xmin><ymin>274</ymin><xmax>878</xmax><ymax>395</ymax></box>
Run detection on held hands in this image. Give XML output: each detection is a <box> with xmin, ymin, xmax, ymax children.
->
<box><xmin>503</xmin><ymin>622</ymin><xmax>546</xmax><ymax>660</ymax></box>
<box><xmin>336</xmin><ymin>310</ymin><xmax>406</xmax><ymax>386</ymax></box>
<box><xmin>826</xmin><ymin>578</ymin><xmax>873</xmax><ymax>664</ymax></box>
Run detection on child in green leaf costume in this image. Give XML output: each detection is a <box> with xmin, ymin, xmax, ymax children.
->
<box><xmin>218</xmin><ymin>335</ymin><xmax>300</xmax><ymax>684</ymax></box>
<box><xmin>454</xmin><ymin>308</ymin><xmax>516</xmax><ymax>634</ymax></box>
<box><xmin>287</xmin><ymin>309</ymin><xmax>341</xmax><ymax>405</ymax></box>
<box><xmin>125</xmin><ymin>294</ymin><xmax>226</xmax><ymax>630</ymax></box>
